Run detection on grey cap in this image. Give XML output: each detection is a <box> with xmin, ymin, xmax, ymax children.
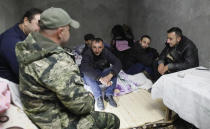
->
<box><xmin>39</xmin><ymin>7</ymin><xmax>80</xmax><ymax>29</ymax></box>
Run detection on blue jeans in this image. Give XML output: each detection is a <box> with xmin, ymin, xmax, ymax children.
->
<box><xmin>83</xmin><ymin>67</ymin><xmax>117</xmax><ymax>99</ymax></box>
<box><xmin>125</xmin><ymin>63</ymin><xmax>153</xmax><ymax>75</ymax></box>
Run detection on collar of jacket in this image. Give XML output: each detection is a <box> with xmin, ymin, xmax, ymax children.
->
<box><xmin>174</xmin><ymin>35</ymin><xmax>188</xmax><ymax>50</ymax></box>
<box><xmin>32</xmin><ymin>32</ymin><xmax>62</xmax><ymax>52</ymax></box>
<box><xmin>16</xmin><ymin>32</ymin><xmax>65</xmax><ymax>65</ymax></box>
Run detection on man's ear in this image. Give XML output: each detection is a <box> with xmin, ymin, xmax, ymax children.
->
<box><xmin>177</xmin><ymin>36</ymin><xmax>181</xmax><ymax>42</ymax></box>
<box><xmin>102</xmin><ymin>43</ymin><xmax>105</xmax><ymax>49</ymax></box>
<box><xmin>23</xmin><ymin>17</ymin><xmax>29</xmax><ymax>25</ymax></box>
<box><xmin>57</xmin><ymin>27</ymin><xmax>64</xmax><ymax>39</ymax></box>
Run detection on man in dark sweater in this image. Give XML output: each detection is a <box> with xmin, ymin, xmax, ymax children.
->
<box><xmin>0</xmin><ymin>8</ymin><xmax>42</xmax><ymax>83</ymax></box>
<box><xmin>80</xmin><ymin>38</ymin><xmax>122</xmax><ymax>110</ymax></box>
<box><xmin>124</xmin><ymin>35</ymin><xmax>159</xmax><ymax>76</ymax></box>
<box><xmin>153</xmin><ymin>27</ymin><xmax>199</xmax><ymax>81</ymax></box>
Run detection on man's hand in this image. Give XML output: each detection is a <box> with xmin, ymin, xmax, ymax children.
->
<box><xmin>99</xmin><ymin>73</ymin><xmax>113</xmax><ymax>86</ymax></box>
<box><xmin>159</xmin><ymin>65</ymin><xmax>168</xmax><ymax>75</ymax></box>
<box><xmin>162</xmin><ymin>65</ymin><xmax>169</xmax><ymax>75</ymax></box>
<box><xmin>158</xmin><ymin>63</ymin><xmax>165</xmax><ymax>74</ymax></box>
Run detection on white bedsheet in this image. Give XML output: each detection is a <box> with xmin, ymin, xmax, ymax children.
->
<box><xmin>0</xmin><ymin>105</ymin><xmax>38</xmax><ymax>129</ymax></box>
<box><xmin>151</xmin><ymin>67</ymin><xmax>210</xmax><ymax>129</ymax></box>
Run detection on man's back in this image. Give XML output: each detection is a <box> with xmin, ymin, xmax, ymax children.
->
<box><xmin>16</xmin><ymin>32</ymin><xmax>95</xmax><ymax>129</ymax></box>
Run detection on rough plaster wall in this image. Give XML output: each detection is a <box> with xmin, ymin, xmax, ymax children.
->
<box><xmin>1</xmin><ymin>0</ymin><xmax>210</xmax><ymax>66</ymax></box>
<box><xmin>19</xmin><ymin>0</ymin><xmax>129</xmax><ymax>48</ymax></box>
<box><xmin>0</xmin><ymin>0</ymin><xmax>21</xmax><ymax>34</ymax></box>
<box><xmin>128</xmin><ymin>0</ymin><xmax>210</xmax><ymax>66</ymax></box>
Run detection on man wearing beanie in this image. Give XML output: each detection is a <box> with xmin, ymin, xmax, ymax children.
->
<box><xmin>15</xmin><ymin>7</ymin><xmax>120</xmax><ymax>129</ymax></box>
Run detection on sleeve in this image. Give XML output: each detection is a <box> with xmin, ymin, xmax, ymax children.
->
<box><xmin>0</xmin><ymin>36</ymin><xmax>19</xmax><ymax>76</ymax></box>
<box><xmin>34</xmin><ymin>54</ymin><xmax>95</xmax><ymax>115</ymax></box>
<box><xmin>150</xmin><ymin>48</ymin><xmax>159</xmax><ymax>59</ymax></box>
<box><xmin>168</xmin><ymin>44</ymin><xmax>199</xmax><ymax>71</ymax></box>
<box><xmin>105</xmin><ymin>49</ymin><xmax>122</xmax><ymax>76</ymax></box>
<box><xmin>80</xmin><ymin>51</ymin><xmax>101</xmax><ymax>80</ymax></box>
<box><xmin>158</xmin><ymin>45</ymin><xmax>169</xmax><ymax>65</ymax></box>
<box><xmin>135</xmin><ymin>49</ymin><xmax>154</xmax><ymax>66</ymax></box>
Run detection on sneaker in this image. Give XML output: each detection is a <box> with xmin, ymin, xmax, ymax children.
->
<box><xmin>105</xmin><ymin>95</ymin><xmax>117</xmax><ymax>107</ymax></box>
<box><xmin>96</xmin><ymin>97</ymin><xmax>104</xmax><ymax>110</ymax></box>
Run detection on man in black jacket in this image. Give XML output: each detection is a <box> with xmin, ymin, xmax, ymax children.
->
<box><xmin>80</xmin><ymin>38</ymin><xmax>122</xmax><ymax>110</ymax></box>
<box><xmin>124</xmin><ymin>35</ymin><xmax>159</xmax><ymax>76</ymax></box>
<box><xmin>154</xmin><ymin>27</ymin><xmax>199</xmax><ymax>81</ymax></box>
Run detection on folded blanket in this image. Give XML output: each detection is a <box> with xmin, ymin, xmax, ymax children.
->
<box><xmin>114</xmin><ymin>71</ymin><xmax>153</xmax><ymax>96</ymax></box>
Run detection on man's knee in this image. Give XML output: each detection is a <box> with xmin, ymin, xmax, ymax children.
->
<box><xmin>77</xmin><ymin>111</ymin><xmax>120</xmax><ymax>129</ymax></box>
<box><xmin>92</xmin><ymin>111</ymin><xmax>120</xmax><ymax>129</ymax></box>
<box><xmin>106</xmin><ymin>113</ymin><xmax>120</xmax><ymax>129</ymax></box>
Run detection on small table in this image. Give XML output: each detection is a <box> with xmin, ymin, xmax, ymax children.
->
<box><xmin>151</xmin><ymin>67</ymin><xmax>210</xmax><ymax>129</ymax></box>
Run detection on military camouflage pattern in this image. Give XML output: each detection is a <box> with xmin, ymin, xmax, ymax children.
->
<box><xmin>15</xmin><ymin>32</ymin><xmax>120</xmax><ymax>129</ymax></box>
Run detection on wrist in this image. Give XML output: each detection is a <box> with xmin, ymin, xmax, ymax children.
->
<box><xmin>108</xmin><ymin>73</ymin><xmax>113</xmax><ymax>79</ymax></box>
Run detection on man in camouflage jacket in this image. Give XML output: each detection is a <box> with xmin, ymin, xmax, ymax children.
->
<box><xmin>15</xmin><ymin>7</ymin><xmax>120</xmax><ymax>129</ymax></box>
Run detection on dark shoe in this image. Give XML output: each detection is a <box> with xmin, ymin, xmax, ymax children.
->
<box><xmin>105</xmin><ymin>95</ymin><xmax>117</xmax><ymax>107</ymax></box>
<box><xmin>96</xmin><ymin>97</ymin><xmax>104</xmax><ymax>110</ymax></box>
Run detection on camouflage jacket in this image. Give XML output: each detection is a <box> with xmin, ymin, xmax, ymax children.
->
<box><xmin>15</xmin><ymin>32</ymin><xmax>94</xmax><ymax>129</ymax></box>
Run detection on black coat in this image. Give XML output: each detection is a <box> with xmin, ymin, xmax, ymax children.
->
<box><xmin>80</xmin><ymin>48</ymin><xmax>122</xmax><ymax>80</ymax></box>
<box><xmin>159</xmin><ymin>36</ymin><xmax>199</xmax><ymax>72</ymax></box>
<box><xmin>124</xmin><ymin>43</ymin><xmax>159</xmax><ymax>70</ymax></box>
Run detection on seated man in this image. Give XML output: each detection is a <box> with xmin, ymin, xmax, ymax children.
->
<box><xmin>0</xmin><ymin>8</ymin><xmax>42</xmax><ymax>83</ymax></box>
<box><xmin>80</xmin><ymin>38</ymin><xmax>122</xmax><ymax>110</ymax></box>
<box><xmin>153</xmin><ymin>27</ymin><xmax>199</xmax><ymax>81</ymax></box>
<box><xmin>124</xmin><ymin>35</ymin><xmax>159</xmax><ymax>77</ymax></box>
<box><xmin>15</xmin><ymin>7</ymin><xmax>119</xmax><ymax>129</ymax></box>
<box><xmin>76</xmin><ymin>33</ymin><xmax>95</xmax><ymax>55</ymax></box>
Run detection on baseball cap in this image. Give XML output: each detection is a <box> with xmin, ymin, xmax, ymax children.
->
<box><xmin>39</xmin><ymin>7</ymin><xmax>80</xmax><ymax>29</ymax></box>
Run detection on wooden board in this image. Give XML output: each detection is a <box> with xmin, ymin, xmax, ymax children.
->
<box><xmin>95</xmin><ymin>89</ymin><xmax>166</xmax><ymax>129</ymax></box>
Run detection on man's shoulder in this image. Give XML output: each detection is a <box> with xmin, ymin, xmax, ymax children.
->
<box><xmin>182</xmin><ymin>36</ymin><xmax>197</xmax><ymax>49</ymax></box>
<box><xmin>148</xmin><ymin>47</ymin><xmax>157</xmax><ymax>52</ymax></box>
<box><xmin>103</xmin><ymin>47</ymin><xmax>114</xmax><ymax>54</ymax></box>
<box><xmin>83</xmin><ymin>48</ymin><xmax>92</xmax><ymax>56</ymax></box>
<box><xmin>50</xmin><ymin>51</ymin><xmax>75</xmax><ymax>64</ymax></box>
<box><xmin>29</xmin><ymin>52</ymin><xmax>76</xmax><ymax>75</ymax></box>
<box><xmin>1</xmin><ymin>24</ymin><xmax>24</xmax><ymax>44</ymax></box>
<box><xmin>1</xmin><ymin>24</ymin><xmax>20</xmax><ymax>37</ymax></box>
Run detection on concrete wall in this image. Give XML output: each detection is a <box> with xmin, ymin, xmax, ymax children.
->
<box><xmin>129</xmin><ymin>0</ymin><xmax>210</xmax><ymax>66</ymax></box>
<box><xmin>0</xmin><ymin>0</ymin><xmax>21</xmax><ymax>33</ymax></box>
<box><xmin>1</xmin><ymin>0</ymin><xmax>210</xmax><ymax>66</ymax></box>
<box><xmin>19</xmin><ymin>0</ymin><xmax>129</xmax><ymax>48</ymax></box>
